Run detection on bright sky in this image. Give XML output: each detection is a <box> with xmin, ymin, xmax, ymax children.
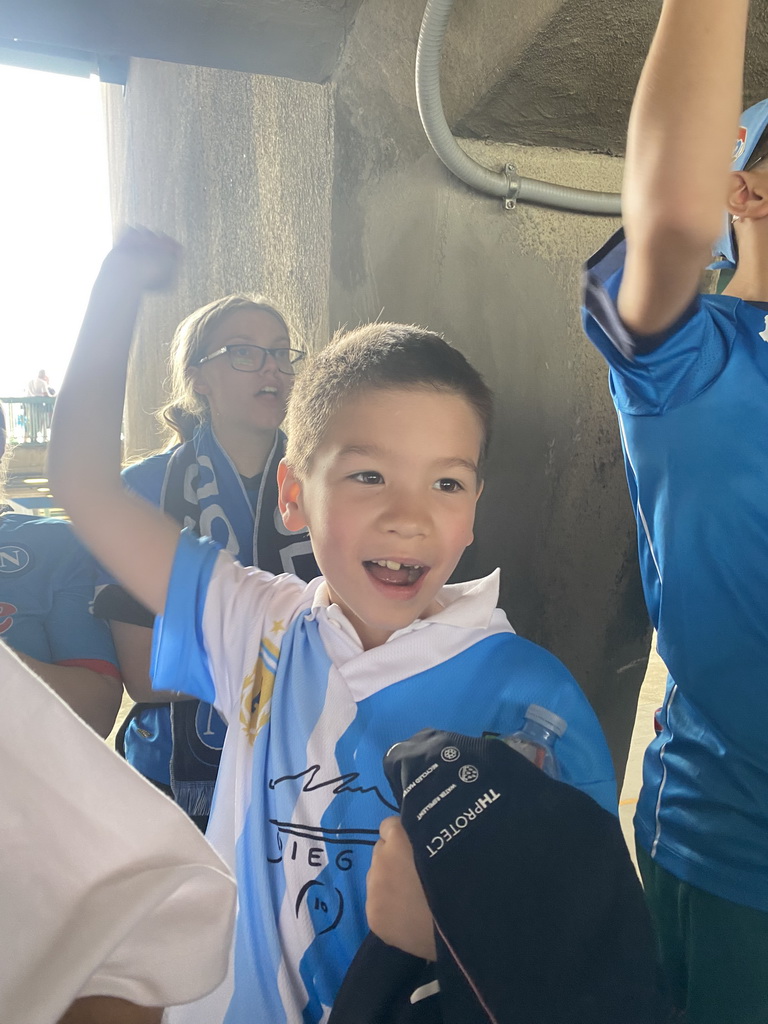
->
<box><xmin>0</xmin><ymin>64</ymin><xmax>112</xmax><ymax>396</ymax></box>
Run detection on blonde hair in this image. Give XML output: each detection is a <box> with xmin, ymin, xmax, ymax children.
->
<box><xmin>158</xmin><ymin>294</ymin><xmax>293</xmax><ymax>445</ymax></box>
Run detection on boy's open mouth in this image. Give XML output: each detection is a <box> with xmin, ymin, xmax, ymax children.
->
<box><xmin>363</xmin><ymin>559</ymin><xmax>427</xmax><ymax>587</ymax></box>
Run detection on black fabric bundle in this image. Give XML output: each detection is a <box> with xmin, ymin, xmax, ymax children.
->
<box><xmin>330</xmin><ymin>729</ymin><xmax>669</xmax><ymax>1024</ymax></box>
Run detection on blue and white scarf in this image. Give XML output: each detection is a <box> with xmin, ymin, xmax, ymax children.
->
<box><xmin>162</xmin><ymin>424</ymin><xmax>318</xmax><ymax>816</ymax></box>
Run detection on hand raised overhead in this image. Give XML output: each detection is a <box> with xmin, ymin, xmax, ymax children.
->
<box><xmin>103</xmin><ymin>226</ymin><xmax>182</xmax><ymax>292</ymax></box>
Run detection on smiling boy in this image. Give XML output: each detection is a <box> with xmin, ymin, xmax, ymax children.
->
<box><xmin>279</xmin><ymin>363</ymin><xmax>484</xmax><ymax>649</ymax></box>
<box><xmin>49</xmin><ymin>229</ymin><xmax>616</xmax><ymax>1024</ymax></box>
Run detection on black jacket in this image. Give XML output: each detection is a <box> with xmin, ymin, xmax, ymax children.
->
<box><xmin>330</xmin><ymin>729</ymin><xmax>669</xmax><ymax>1024</ymax></box>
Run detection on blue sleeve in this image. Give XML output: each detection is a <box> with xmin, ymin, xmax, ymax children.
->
<box><xmin>46</xmin><ymin>525</ymin><xmax>118</xmax><ymax>669</ymax></box>
<box><xmin>582</xmin><ymin>230</ymin><xmax>734</xmax><ymax>415</ymax></box>
<box><xmin>402</xmin><ymin>632</ymin><xmax>617</xmax><ymax>816</ymax></box>
<box><xmin>121</xmin><ymin>453</ymin><xmax>171</xmax><ymax>504</ymax></box>
<box><xmin>483</xmin><ymin>635</ymin><xmax>618</xmax><ymax>815</ymax></box>
<box><xmin>151</xmin><ymin>529</ymin><xmax>221</xmax><ymax>703</ymax></box>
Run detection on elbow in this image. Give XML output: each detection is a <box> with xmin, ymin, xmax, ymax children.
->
<box><xmin>46</xmin><ymin>446</ymin><xmax>76</xmax><ymax>511</ymax></box>
<box><xmin>624</xmin><ymin>203</ymin><xmax>722</xmax><ymax>266</ymax></box>
<box><xmin>46</xmin><ymin>453</ymin><xmax>123</xmax><ymax>527</ymax></box>
<box><xmin>88</xmin><ymin>676</ymin><xmax>124</xmax><ymax>738</ymax></box>
<box><xmin>627</xmin><ymin>218</ymin><xmax>716</xmax><ymax>276</ymax></box>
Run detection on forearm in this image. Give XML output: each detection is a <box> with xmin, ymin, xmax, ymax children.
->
<box><xmin>58</xmin><ymin>996</ymin><xmax>162</xmax><ymax>1024</ymax></box>
<box><xmin>13</xmin><ymin>651</ymin><xmax>122</xmax><ymax>737</ymax></box>
<box><xmin>47</xmin><ymin>234</ymin><xmax>182</xmax><ymax>617</ymax></box>
<box><xmin>624</xmin><ymin>0</ymin><xmax>748</xmax><ymax>248</ymax></box>
<box><xmin>111</xmin><ymin>620</ymin><xmax>187</xmax><ymax>703</ymax></box>
<box><xmin>49</xmin><ymin>263</ymin><xmax>140</xmax><ymax>508</ymax></box>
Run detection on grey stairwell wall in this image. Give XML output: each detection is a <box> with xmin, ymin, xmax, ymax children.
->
<box><xmin>104</xmin><ymin>61</ymin><xmax>334</xmax><ymax>459</ymax></box>
<box><xmin>105</xmin><ymin>26</ymin><xmax>649</xmax><ymax>785</ymax></box>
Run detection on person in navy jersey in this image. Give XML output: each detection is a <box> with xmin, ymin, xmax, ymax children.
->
<box><xmin>582</xmin><ymin>2</ymin><xmax>768</xmax><ymax>1020</ymax></box>
<box><xmin>49</xmin><ymin>230</ymin><xmax>616</xmax><ymax>1024</ymax></box>
<box><xmin>0</xmin><ymin>402</ymin><xmax>121</xmax><ymax>736</ymax></box>
<box><xmin>93</xmin><ymin>292</ymin><xmax>318</xmax><ymax>830</ymax></box>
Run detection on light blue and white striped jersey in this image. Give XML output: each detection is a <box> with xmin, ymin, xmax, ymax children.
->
<box><xmin>156</xmin><ymin>531</ymin><xmax>616</xmax><ymax>1024</ymax></box>
<box><xmin>584</xmin><ymin>230</ymin><xmax>768</xmax><ymax>913</ymax></box>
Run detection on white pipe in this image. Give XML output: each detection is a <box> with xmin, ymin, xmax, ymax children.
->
<box><xmin>416</xmin><ymin>0</ymin><xmax>622</xmax><ymax>216</ymax></box>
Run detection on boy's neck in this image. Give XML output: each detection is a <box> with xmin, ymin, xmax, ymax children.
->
<box><xmin>721</xmin><ymin>227</ymin><xmax>768</xmax><ymax>303</ymax></box>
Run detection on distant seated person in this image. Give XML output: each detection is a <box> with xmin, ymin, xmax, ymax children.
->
<box><xmin>24</xmin><ymin>369</ymin><xmax>55</xmax><ymax>441</ymax></box>
<box><xmin>0</xmin><ymin>402</ymin><xmax>121</xmax><ymax>736</ymax></box>
<box><xmin>27</xmin><ymin>368</ymin><xmax>56</xmax><ymax>396</ymax></box>
<box><xmin>0</xmin><ymin>642</ymin><xmax>236</xmax><ymax>1024</ymax></box>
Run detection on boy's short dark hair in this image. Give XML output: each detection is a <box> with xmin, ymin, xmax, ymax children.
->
<box><xmin>284</xmin><ymin>322</ymin><xmax>493</xmax><ymax>479</ymax></box>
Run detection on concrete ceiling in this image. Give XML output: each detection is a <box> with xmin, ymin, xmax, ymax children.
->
<box><xmin>3</xmin><ymin>0</ymin><xmax>768</xmax><ymax>156</ymax></box>
<box><xmin>0</xmin><ymin>0</ymin><xmax>364</xmax><ymax>83</ymax></box>
<box><xmin>450</xmin><ymin>0</ymin><xmax>662</xmax><ymax>156</ymax></box>
<box><xmin>449</xmin><ymin>0</ymin><xmax>768</xmax><ymax>157</ymax></box>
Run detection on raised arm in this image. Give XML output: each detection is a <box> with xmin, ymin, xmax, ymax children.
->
<box><xmin>618</xmin><ymin>0</ymin><xmax>749</xmax><ymax>335</ymax></box>
<box><xmin>48</xmin><ymin>231</ymin><xmax>183</xmax><ymax>617</ymax></box>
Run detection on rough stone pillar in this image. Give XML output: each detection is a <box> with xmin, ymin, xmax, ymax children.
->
<box><xmin>103</xmin><ymin>60</ymin><xmax>333</xmax><ymax>458</ymax></box>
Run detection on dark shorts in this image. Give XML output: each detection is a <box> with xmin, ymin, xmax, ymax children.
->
<box><xmin>637</xmin><ymin>844</ymin><xmax>768</xmax><ymax>1024</ymax></box>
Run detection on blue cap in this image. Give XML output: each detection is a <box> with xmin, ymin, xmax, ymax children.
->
<box><xmin>712</xmin><ymin>98</ymin><xmax>768</xmax><ymax>267</ymax></box>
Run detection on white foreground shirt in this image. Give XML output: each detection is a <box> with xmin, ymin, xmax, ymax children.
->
<box><xmin>0</xmin><ymin>642</ymin><xmax>236</xmax><ymax>1024</ymax></box>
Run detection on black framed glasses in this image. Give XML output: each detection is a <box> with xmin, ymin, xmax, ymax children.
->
<box><xmin>196</xmin><ymin>344</ymin><xmax>305</xmax><ymax>375</ymax></box>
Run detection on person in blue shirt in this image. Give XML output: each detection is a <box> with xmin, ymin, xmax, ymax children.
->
<box><xmin>49</xmin><ymin>229</ymin><xmax>616</xmax><ymax>1024</ymax></box>
<box><xmin>0</xmin><ymin>402</ymin><xmax>121</xmax><ymax>736</ymax></box>
<box><xmin>93</xmin><ymin>292</ymin><xmax>317</xmax><ymax>829</ymax></box>
<box><xmin>582</xmin><ymin>2</ymin><xmax>768</xmax><ymax>1020</ymax></box>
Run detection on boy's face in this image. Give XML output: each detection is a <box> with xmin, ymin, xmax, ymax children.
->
<box><xmin>279</xmin><ymin>388</ymin><xmax>484</xmax><ymax>650</ymax></box>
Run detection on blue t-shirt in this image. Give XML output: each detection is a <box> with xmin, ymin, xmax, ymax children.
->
<box><xmin>0</xmin><ymin>513</ymin><xmax>117</xmax><ymax>671</ymax></box>
<box><xmin>98</xmin><ymin>431</ymin><xmax>316</xmax><ymax>791</ymax></box>
<box><xmin>583</xmin><ymin>230</ymin><xmax>768</xmax><ymax>911</ymax></box>
<box><xmin>100</xmin><ymin>451</ymin><xmax>189</xmax><ymax>785</ymax></box>
<box><xmin>156</xmin><ymin>532</ymin><xmax>617</xmax><ymax>1024</ymax></box>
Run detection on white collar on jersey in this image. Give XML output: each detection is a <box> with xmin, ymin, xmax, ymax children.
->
<box><xmin>309</xmin><ymin>568</ymin><xmax>502</xmax><ymax>648</ymax></box>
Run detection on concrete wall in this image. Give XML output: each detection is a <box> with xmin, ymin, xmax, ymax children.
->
<box><xmin>108</xmin><ymin>12</ymin><xmax>650</xmax><ymax>782</ymax></box>
<box><xmin>104</xmin><ymin>60</ymin><xmax>333</xmax><ymax>456</ymax></box>
<box><xmin>328</xmin><ymin>145</ymin><xmax>649</xmax><ymax>779</ymax></box>
<box><xmin>327</xmin><ymin>2</ymin><xmax>650</xmax><ymax>780</ymax></box>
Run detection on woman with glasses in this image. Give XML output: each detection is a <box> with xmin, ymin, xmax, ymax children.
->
<box><xmin>94</xmin><ymin>287</ymin><xmax>318</xmax><ymax>830</ymax></box>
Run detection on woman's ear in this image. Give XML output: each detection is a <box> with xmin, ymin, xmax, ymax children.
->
<box><xmin>728</xmin><ymin>169</ymin><xmax>768</xmax><ymax>222</ymax></box>
<box><xmin>188</xmin><ymin>367</ymin><xmax>210</xmax><ymax>396</ymax></box>
<box><xmin>277</xmin><ymin>459</ymin><xmax>308</xmax><ymax>532</ymax></box>
<box><xmin>727</xmin><ymin>172</ymin><xmax>752</xmax><ymax>219</ymax></box>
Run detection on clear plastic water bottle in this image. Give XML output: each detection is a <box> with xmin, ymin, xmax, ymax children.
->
<box><xmin>503</xmin><ymin>704</ymin><xmax>567</xmax><ymax>779</ymax></box>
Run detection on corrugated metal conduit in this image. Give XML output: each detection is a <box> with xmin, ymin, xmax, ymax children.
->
<box><xmin>416</xmin><ymin>0</ymin><xmax>622</xmax><ymax>215</ymax></box>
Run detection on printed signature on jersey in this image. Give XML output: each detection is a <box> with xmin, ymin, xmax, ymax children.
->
<box><xmin>266</xmin><ymin>762</ymin><xmax>397</xmax><ymax>934</ymax></box>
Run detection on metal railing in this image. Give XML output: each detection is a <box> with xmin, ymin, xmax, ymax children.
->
<box><xmin>1</xmin><ymin>395</ymin><xmax>56</xmax><ymax>445</ymax></box>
